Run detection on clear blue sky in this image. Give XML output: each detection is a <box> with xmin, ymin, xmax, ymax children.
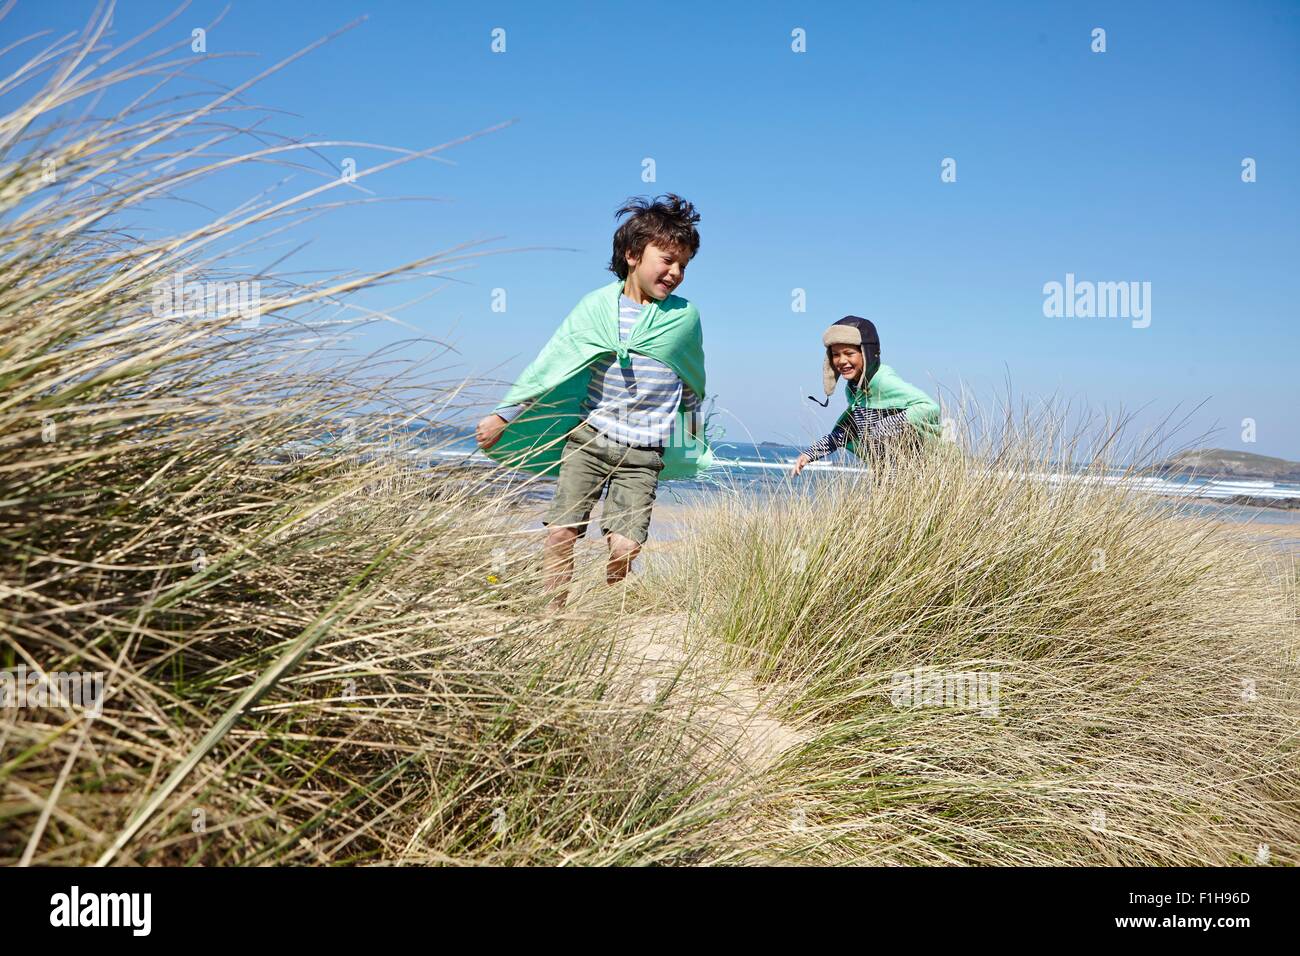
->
<box><xmin>10</xmin><ymin>0</ymin><xmax>1299</xmax><ymax>457</ymax></box>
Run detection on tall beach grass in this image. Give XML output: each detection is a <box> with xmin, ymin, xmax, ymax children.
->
<box><xmin>2</xmin><ymin>6</ymin><xmax>1297</xmax><ymax>867</ymax></box>
<box><xmin>0</xmin><ymin>6</ymin><xmax>768</xmax><ymax>867</ymax></box>
<box><xmin>635</xmin><ymin>413</ymin><xmax>1300</xmax><ymax>864</ymax></box>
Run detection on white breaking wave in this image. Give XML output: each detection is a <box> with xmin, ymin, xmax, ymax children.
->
<box><xmin>1205</xmin><ymin>479</ymin><xmax>1275</xmax><ymax>490</ymax></box>
<box><xmin>424</xmin><ymin>448</ymin><xmax>1300</xmax><ymax>502</ymax></box>
<box><xmin>1013</xmin><ymin>470</ymin><xmax>1299</xmax><ymax>501</ymax></box>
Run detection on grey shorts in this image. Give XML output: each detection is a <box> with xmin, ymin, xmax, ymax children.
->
<box><xmin>543</xmin><ymin>421</ymin><xmax>665</xmax><ymax>545</ymax></box>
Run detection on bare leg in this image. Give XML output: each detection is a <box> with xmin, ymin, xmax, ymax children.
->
<box><xmin>543</xmin><ymin>526</ymin><xmax>580</xmax><ymax>609</ymax></box>
<box><xmin>606</xmin><ymin>532</ymin><xmax>642</xmax><ymax>585</ymax></box>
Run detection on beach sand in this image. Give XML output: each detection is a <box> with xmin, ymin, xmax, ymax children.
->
<box><xmin>514</xmin><ymin>497</ymin><xmax>1300</xmax><ymax>560</ymax></box>
<box><xmin>1240</xmin><ymin>522</ymin><xmax>1300</xmax><ymax>542</ymax></box>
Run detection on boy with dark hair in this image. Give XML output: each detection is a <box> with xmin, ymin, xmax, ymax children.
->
<box><xmin>476</xmin><ymin>194</ymin><xmax>712</xmax><ymax>608</ymax></box>
<box><xmin>791</xmin><ymin>316</ymin><xmax>941</xmax><ymax>476</ymax></box>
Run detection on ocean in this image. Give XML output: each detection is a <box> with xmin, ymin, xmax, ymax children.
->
<box><xmin>400</xmin><ymin>433</ymin><xmax>1300</xmax><ymax>526</ymax></box>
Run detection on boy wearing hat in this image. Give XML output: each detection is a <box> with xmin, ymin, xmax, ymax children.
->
<box><xmin>790</xmin><ymin>316</ymin><xmax>941</xmax><ymax>476</ymax></box>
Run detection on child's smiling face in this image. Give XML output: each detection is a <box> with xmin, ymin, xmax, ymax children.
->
<box><xmin>625</xmin><ymin>242</ymin><xmax>689</xmax><ymax>300</ymax></box>
<box><xmin>830</xmin><ymin>343</ymin><xmax>864</xmax><ymax>385</ymax></box>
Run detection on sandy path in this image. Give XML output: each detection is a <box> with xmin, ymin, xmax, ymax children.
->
<box><xmin>495</xmin><ymin>510</ymin><xmax>810</xmax><ymax>775</ymax></box>
<box><xmin>606</xmin><ymin>611</ymin><xmax>810</xmax><ymax>774</ymax></box>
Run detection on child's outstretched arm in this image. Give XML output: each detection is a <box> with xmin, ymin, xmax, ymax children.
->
<box><xmin>790</xmin><ymin>406</ymin><xmax>913</xmax><ymax>476</ymax></box>
<box><xmin>476</xmin><ymin>289</ymin><xmax>594</xmax><ymax>450</ymax></box>
<box><xmin>476</xmin><ymin>401</ymin><xmax>531</xmax><ymax>450</ymax></box>
<box><xmin>791</xmin><ymin>419</ymin><xmax>851</xmax><ymax>475</ymax></box>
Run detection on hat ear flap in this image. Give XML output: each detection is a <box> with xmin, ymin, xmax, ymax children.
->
<box><xmin>823</xmin><ymin>353</ymin><xmax>838</xmax><ymax>396</ymax></box>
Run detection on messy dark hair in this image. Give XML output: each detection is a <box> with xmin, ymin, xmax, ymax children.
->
<box><xmin>608</xmin><ymin>194</ymin><xmax>701</xmax><ymax>280</ymax></box>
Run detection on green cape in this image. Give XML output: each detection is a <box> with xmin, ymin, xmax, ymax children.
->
<box><xmin>485</xmin><ymin>278</ymin><xmax>713</xmax><ymax>480</ymax></box>
<box><xmin>839</xmin><ymin>363</ymin><xmax>942</xmax><ymax>458</ymax></box>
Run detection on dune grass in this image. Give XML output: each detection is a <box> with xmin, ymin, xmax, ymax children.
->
<box><xmin>3</xmin><ymin>6</ymin><xmax>1297</xmax><ymax>867</ymax></box>
<box><xmin>0</xmin><ymin>7</ymin><xmax>770</xmax><ymax>867</ymax></box>
<box><xmin>633</xmin><ymin>421</ymin><xmax>1300</xmax><ymax>865</ymax></box>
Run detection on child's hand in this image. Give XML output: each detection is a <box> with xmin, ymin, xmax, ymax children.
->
<box><xmin>476</xmin><ymin>414</ymin><xmax>508</xmax><ymax>450</ymax></box>
<box><xmin>790</xmin><ymin>453</ymin><xmax>812</xmax><ymax>477</ymax></box>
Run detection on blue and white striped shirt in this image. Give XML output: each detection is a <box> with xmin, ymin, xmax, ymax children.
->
<box><xmin>499</xmin><ymin>294</ymin><xmax>700</xmax><ymax>448</ymax></box>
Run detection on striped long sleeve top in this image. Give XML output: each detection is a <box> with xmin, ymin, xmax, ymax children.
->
<box><xmin>801</xmin><ymin>403</ymin><xmax>915</xmax><ymax>463</ymax></box>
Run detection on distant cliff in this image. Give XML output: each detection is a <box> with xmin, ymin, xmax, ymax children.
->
<box><xmin>1149</xmin><ymin>448</ymin><xmax>1300</xmax><ymax>483</ymax></box>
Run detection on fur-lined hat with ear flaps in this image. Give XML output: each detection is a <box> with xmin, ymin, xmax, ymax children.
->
<box><xmin>809</xmin><ymin>316</ymin><xmax>881</xmax><ymax>406</ymax></box>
